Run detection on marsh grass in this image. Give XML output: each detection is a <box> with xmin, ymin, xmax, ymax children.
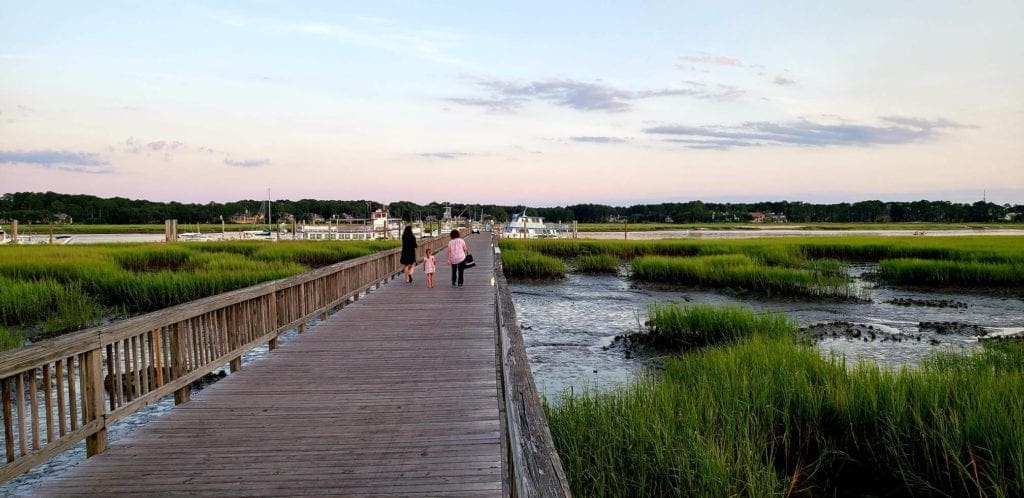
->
<box><xmin>0</xmin><ymin>240</ymin><xmax>396</xmax><ymax>349</ymax></box>
<box><xmin>0</xmin><ymin>327</ymin><xmax>24</xmax><ymax>351</ymax></box>
<box><xmin>643</xmin><ymin>303</ymin><xmax>793</xmax><ymax>349</ymax></box>
<box><xmin>547</xmin><ymin>305</ymin><xmax>1024</xmax><ymax>497</ymax></box>
<box><xmin>630</xmin><ymin>254</ymin><xmax>854</xmax><ymax>298</ymax></box>
<box><xmin>501</xmin><ymin>236</ymin><xmax>1024</xmax><ymax>289</ymax></box>
<box><xmin>573</xmin><ymin>253</ymin><xmax>619</xmax><ymax>274</ymax></box>
<box><xmin>880</xmin><ymin>258</ymin><xmax>1024</xmax><ymax>287</ymax></box>
<box><xmin>501</xmin><ymin>249</ymin><xmax>566</xmax><ymax>279</ymax></box>
<box><xmin>574</xmin><ymin>222</ymin><xmax>1024</xmax><ymax>232</ymax></box>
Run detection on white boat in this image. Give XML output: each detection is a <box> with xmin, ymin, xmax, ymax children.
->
<box><xmin>0</xmin><ymin>228</ymin><xmax>9</xmax><ymax>244</ymax></box>
<box><xmin>296</xmin><ymin>209</ymin><xmax>419</xmax><ymax>241</ymax></box>
<box><xmin>501</xmin><ymin>211</ymin><xmax>561</xmax><ymax>239</ymax></box>
<box><xmin>177</xmin><ymin>232</ymin><xmax>214</xmax><ymax>242</ymax></box>
<box><xmin>241</xmin><ymin>230</ymin><xmax>275</xmax><ymax>240</ymax></box>
<box><xmin>296</xmin><ymin>224</ymin><xmax>378</xmax><ymax>241</ymax></box>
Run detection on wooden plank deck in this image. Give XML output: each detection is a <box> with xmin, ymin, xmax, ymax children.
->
<box><xmin>34</xmin><ymin>234</ymin><xmax>503</xmax><ymax>497</ymax></box>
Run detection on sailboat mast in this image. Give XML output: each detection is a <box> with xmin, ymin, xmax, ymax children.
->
<box><xmin>267</xmin><ymin>187</ymin><xmax>272</xmax><ymax>237</ymax></box>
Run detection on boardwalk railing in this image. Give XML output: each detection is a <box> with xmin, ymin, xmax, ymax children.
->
<box><xmin>0</xmin><ymin>235</ymin><xmax>453</xmax><ymax>482</ymax></box>
<box><xmin>494</xmin><ymin>249</ymin><xmax>572</xmax><ymax>498</ymax></box>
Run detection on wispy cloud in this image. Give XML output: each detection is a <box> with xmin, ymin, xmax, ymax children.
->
<box><xmin>146</xmin><ymin>140</ymin><xmax>185</xmax><ymax>151</ymax></box>
<box><xmin>680</xmin><ymin>54</ymin><xmax>742</xmax><ymax>66</ymax></box>
<box><xmin>121</xmin><ymin>137</ymin><xmax>267</xmax><ymax>166</ymax></box>
<box><xmin>275</xmin><ymin>21</ymin><xmax>464</xmax><ymax>65</ymax></box>
<box><xmin>0</xmin><ymin>149</ymin><xmax>113</xmax><ymax>173</ymax></box>
<box><xmin>449</xmin><ymin>78</ymin><xmax>743</xmax><ymax>113</ymax></box>
<box><xmin>678</xmin><ymin>54</ymin><xmax>799</xmax><ymax>87</ymax></box>
<box><xmin>570</xmin><ymin>136</ymin><xmax>628</xmax><ymax>144</ymax></box>
<box><xmin>878</xmin><ymin>116</ymin><xmax>973</xmax><ymax>130</ymax></box>
<box><xmin>645</xmin><ymin>117</ymin><xmax>974</xmax><ymax>149</ymax></box>
<box><xmin>445</xmin><ymin>97</ymin><xmax>521</xmax><ymax>112</ymax></box>
<box><xmin>195</xmin><ymin>6</ymin><xmax>466</xmax><ymax>65</ymax></box>
<box><xmin>224</xmin><ymin>158</ymin><xmax>269</xmax><ymax>168</ymax></box>
<box><xmin>419</xmin><ymin>152</ymin><xmax>475</xmax><ymax>160</ymax></box>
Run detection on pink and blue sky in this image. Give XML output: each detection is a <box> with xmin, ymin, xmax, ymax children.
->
<box><xmin>1</xmin><ymin>1</ymin><xmax>1022</xmax><ymax>205</ymax></box>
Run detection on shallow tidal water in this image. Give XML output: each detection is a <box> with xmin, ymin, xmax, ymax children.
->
<box><xmin>510</xmin><ymin>269</ymin><xmax>1024</xmax><ymax>401</ymax></box>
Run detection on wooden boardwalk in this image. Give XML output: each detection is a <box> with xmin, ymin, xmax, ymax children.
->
<box><xmin>34</xmin><ymin>235</ymin><xmax>503</xmax><ymax>497</ymax></box>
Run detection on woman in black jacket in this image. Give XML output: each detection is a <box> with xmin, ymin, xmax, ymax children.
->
<box><xmin>400</xmin><ymin>226</ymin><xmax>417</xmax><ymax>283</ymax></box>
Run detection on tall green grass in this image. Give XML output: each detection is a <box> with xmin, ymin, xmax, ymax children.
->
<box><xmin>573</xmin><ymin>253</ymin><xmax>619</xmax><ymax>274</ymax></box>
<box><xmin>0</xmin><ymin>327</ymin><xmax>24</xmax><ymax>351</ymax></box>
<box><xmin>631</xmin><ymin>254</ymin><xmax>855</xmax><ymax>298</ymax></box>
<box><xmin>575</xmin><ymin>222</ymin><xmax>1024</xmax><ymax>232</ymax></box>
<box><xmin>643</xmin><ymin>303</ymin><xmax>793</xmax><ymax>349</ymax></box>
<box><xmin>547</xmin><ymin>305</ymin><xmax>1024</xmax><ymax>497</ymax></box>
<box><xmin>880</xmin><ymin>258</ymin><xmax>1024</xmax><ymax>287</ymax></box>
<box><xmin>0</xmin><ymin>277</ymin><xmax>103</xmax><ymax>333</ymax></box>
<box><xmin>500</xmin><ymin>249</ymin><xmax>566</xmax><ymax>279</ymax></box>
<box><xmin>0</xmin><ymin>240</ymin><xmax>397</xmax><ymax>349</ymax></box>
<box><xmin>503</xmin><ymin>236</ymin><xmax>1024</xmax><ymax>263</ymax></box>
<box><xmin>501</xmin><ymin>236</ymin><xmax>1024</xmax><ymax>289</ymax></box>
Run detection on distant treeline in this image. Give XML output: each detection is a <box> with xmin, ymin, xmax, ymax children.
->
<box><xmin>1</xmin><ymin>192</ymin><xmax>1021</xmax><ymax>225</ymax></box>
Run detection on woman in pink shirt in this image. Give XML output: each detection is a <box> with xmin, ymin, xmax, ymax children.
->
<box><xmin>447</xmin><ymin>229</ymin><xmax>469</xmax><ymax>287</ymax></box>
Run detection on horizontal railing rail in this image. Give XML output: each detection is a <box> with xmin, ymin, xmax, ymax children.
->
<box><xmin>493</xmin><ymin>245</ymin><xmax>572</xmax><ymax>498</ymax></box>
<box><xmin>0</xmin><ymin>235</ymin><xmax>453</xmax><ymax>482</ymax></box>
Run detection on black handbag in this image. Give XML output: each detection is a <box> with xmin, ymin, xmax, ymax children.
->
<box><xmin>463</xmin><ymin>253</ymin><xmax>476</xmax><ymax>268</ymax></box>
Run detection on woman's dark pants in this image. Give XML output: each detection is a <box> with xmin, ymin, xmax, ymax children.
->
<box><xmin>451</xmin><ymin>262</ymin><xmax>465</xmax><ymax>286</ymax></box>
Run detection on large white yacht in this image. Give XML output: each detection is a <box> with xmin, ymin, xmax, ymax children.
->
<box><xmin>296</xmin><ymin>209</ymin><xmax>421</xmax><ymax>241</ymax></box>
<box><xmin>501</xmin><ymin>211</ymin><xmax>561</xmax><ymax>239</ymax></box>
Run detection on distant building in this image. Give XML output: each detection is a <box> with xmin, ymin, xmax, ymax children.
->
<box><xmin>1006</xmin><ymin>212</ymin><xmax>1021</xmax><ymax>222</ymax></box>
<box><xmin>664</xmin><ymin>216</ymin><xmax>674</xmax><ymax>223</ymax></box>
<box><xmin>749</xmin><ymin>211</ymin><xmax>787</xmax><ymax>223</ymax></box>
<box><xmin>231</xmin><ymin>209</ymin><xmax>264</xmax><ymax>224</ymax></box>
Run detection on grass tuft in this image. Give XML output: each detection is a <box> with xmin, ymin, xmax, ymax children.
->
<box><xmin>573</xmin><ymin>253</ymin><xmax>620</xmax><ymax>274</ymax></box>
<box><xmin>501</xmin><ymin>249</ymin><xmax>566</xmax><ymax>279</ymax></box>
<box><xmin>547</xmin><ymin>305</ymin><xmax>1024</xmax><ymax>497</ymax></box>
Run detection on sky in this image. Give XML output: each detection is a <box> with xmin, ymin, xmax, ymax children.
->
<box><xmin>1</xmin><ymin>1</ymin><xmax>1022</xmax><ymax>206</ymax></box>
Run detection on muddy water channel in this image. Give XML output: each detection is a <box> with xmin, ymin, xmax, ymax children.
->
<box><xmin>511</xmin><ymin>267</ymin><xmax>1024</xmax><ymax>400</ymax></box>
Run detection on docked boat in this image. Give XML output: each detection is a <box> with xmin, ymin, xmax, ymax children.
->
<box><xmin>501</xmin><ymin>211</ymin><xmax>561</xmax><ymax>239</ymax></box>
<box><xmin>177</xmin><ymin>232</ymin><xmax>214</xmax><ymax>242</ymax></box>
<box><xmin>296</xmin><ymin>209</ymin><xmax>420</xmax><ymax>241</ymax></box>
<box><xmin>0</xmin><ymin>228</ymin><xmax>9</xmax><ymax>244</ymax></box>
<box><xmin>241</xmin><ymin>230</ymin><xmax>275</xmax><ymax>240</ymax></box>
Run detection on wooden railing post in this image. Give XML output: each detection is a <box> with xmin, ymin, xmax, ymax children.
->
<box><xmin>268</xmin><ymin>295</ymin><xmax>279</xmax><ymax>351</ymax></box>
<box><xmin>81</xmin><ymin>349</ymin><xmax>108</xmax><ymax>456</ymax></box>
<box><xmin>170</xmin><ymin>323</ymin><xmax>190</xmax><ymax>405</ymax></box>
<box><xmin>2</xmin><ymin>378</ymin><xmax>14</xmax><ymax>462</ymax></box>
